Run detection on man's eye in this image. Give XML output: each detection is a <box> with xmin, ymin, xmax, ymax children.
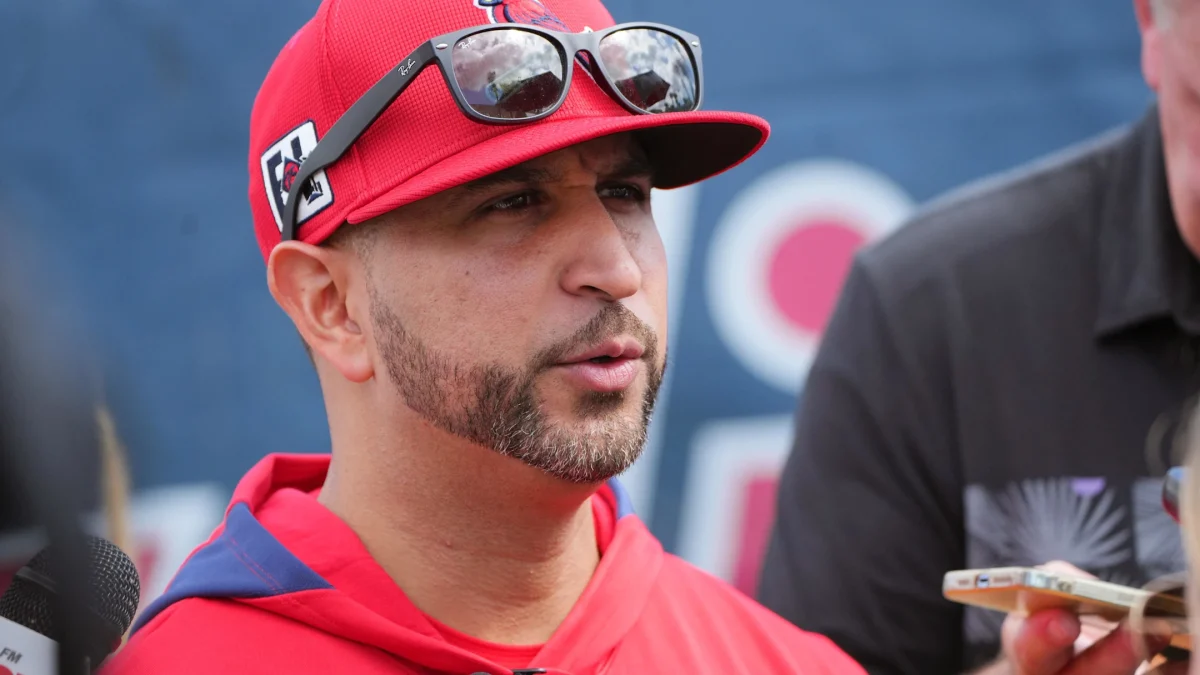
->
<box><xmin>488</xmin><ymin>191</ymin><xmax>542</xmax><ymax>212</ymax></box>
<box><xmin>600</xmin><ymin>184</ymin><xmax>648</xmax><ymax>202</ymax></box>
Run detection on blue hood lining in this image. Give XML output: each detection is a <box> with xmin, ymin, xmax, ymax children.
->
<box><xmin>131</xmin><ymin>478</ymin><xmax>635</xmax><ymax>635</ymax></box>
<box><xmin>131</xmin><ymin>502</ymin><xmax>332</xmax><ymax>634</ymax></box>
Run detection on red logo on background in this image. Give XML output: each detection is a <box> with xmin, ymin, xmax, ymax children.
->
<box><xmin>707</xmin><ymin>160</ymin><xmax>915</xmax><ymax>394</ymax></box>
<box><xmin>731</xmin><ymin>475</ymin><xmax>780</xmax><ymax>596</ymax></box>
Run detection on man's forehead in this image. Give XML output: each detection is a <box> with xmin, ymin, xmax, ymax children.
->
<box><xmin>565</xmin><ymin>134</ymin><xmax>651</xmax><ymax>173</ymax></box>
<box><xmin>466</xmin><ymin>134</ymin><xmax>652</xmax><ymax>188</ymax></box>
<box><xmin>374</xmin><ymin>134</ymin><xmax>656</xmax><ymax>221</ymax></box>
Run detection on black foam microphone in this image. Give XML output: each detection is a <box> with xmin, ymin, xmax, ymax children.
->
<box><xmin>0</xmin><ymin>215</ymin><xmax>129</xmax><ymax>674</ymax></box>
<box><xmin>0</xmin><ymin>537</ymin><xmax>140</xmax><ymax>671</ymax></box>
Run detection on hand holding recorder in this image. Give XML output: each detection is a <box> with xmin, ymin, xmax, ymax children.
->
<box><xmin>948</xmin><ymin>561</ymin><xmax>1186</xmax><ymax>675</ymax></box>
<box><xmin>947</xmin><ymin>471</ymin><xmax>1191</xmax><ymax>674</ymax></box>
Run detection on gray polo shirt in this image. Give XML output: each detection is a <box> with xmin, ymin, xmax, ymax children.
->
<box><xmin>757</xmin><ymin>105</ymin><xmax>1200</xmax><ymax>674</ymax></box>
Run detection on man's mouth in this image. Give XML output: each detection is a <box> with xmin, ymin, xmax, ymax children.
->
<box><xmin>555</xmin><ymin>338</ymin><xmax>646</xmax><ymax>392</ymax></box>
<box><xmin>559</xmin><ymin>338</ymin><xmax>645</xmax><ymax>365</ymax></box>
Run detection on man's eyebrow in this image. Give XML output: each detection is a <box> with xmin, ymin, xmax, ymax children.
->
<box><xmin>460</xmin><ymin>165</ymin><xmax>563</xmax><ymax>195</ymax></box>
<box><xmin>602</xmin><ymin>154</ymin><xmax>656</xmax><ymax>183</ymax></box>
<box><xmin>445</xmin><ymin>164</ymin><xmax>561</xmax><ymax>210</ymax></box>
<box><xmin>447</xmin><ymin>151</ymin><xmax>657</xmax><ymax>208</ymax></box>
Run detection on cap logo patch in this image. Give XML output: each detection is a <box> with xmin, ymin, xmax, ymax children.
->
<box><xmin>475</xmin><ymin>0</ymin><xmax>569</xmax><ymax>30</ymax></box>
<box><xmin>260</xmin><ymin>120</ymin><xmax>334</xmax><ymax>233</ymax></box>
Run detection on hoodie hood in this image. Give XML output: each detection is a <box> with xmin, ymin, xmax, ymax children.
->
<box><xmin>132</xmin><ymin>453</ymin><xmax>664</xmax><ymax>675</ymax></box>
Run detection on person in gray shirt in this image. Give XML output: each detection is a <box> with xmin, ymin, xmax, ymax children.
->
<box><xmin>758</xmin><ymin>1</ymin><xmax>1200</xmax><ymax>674</ymax></box>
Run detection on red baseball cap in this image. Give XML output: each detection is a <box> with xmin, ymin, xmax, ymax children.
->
<box><xmin>247</xmin><ymin>0</ymin><xmax>770</xmax><ymax>261</ymax></box>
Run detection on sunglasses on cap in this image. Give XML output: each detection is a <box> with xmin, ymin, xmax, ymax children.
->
<box><xmin>280</xmin><ymin>22</ymin><xmax>705</xmax><ymax>242</ymax></box>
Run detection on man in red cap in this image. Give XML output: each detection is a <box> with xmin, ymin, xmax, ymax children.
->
<box><xmin>100</xmin><ymin>0</ymin><xmax>1155</xmax><ymax>672</ymax></box>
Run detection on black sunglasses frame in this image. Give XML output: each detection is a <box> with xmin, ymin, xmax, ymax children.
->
<box><xmin>280</xmin><ymin>21</ymin><xmax>705</xmax><ymax>242</ymax></box>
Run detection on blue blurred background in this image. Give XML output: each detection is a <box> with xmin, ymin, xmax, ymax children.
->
<box><xmin>0</xmin><ymin>0</ymin><xmax>1152</xmax><ymax>602</ymax></box>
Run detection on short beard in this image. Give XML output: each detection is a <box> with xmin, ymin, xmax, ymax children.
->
<box><xmin>371</xmin><ymin>294</ymin><xmax>664</xmax><ymax>484</ymax></box>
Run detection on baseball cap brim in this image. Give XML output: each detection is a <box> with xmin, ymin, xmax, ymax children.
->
<box><xmin>346</xmin><ymin>110</ymin><xmax>769</xmax><ymax>224</ymax></box>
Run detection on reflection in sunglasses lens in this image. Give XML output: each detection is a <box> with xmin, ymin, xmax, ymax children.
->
<box><xmin>598</xmin><ymin>29</ymin><xmax>697</xmax><ymax>113</ymax></box>
<box><xmin>452</xmin><ymin>29</ymin><xmax>565</xmax><ymax>119</ymax></box>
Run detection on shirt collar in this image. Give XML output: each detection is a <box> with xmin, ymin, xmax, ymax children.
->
<box><xmin>1094</xmin><ymin>104</ymin><xmax>1200</xmax><ymax>338</ymax></box>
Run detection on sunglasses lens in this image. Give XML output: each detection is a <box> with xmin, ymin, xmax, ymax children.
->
<box><xmin>598</xmin><ymin>28</ymin><xmax>698</xmax><ymax>113</ymax></box>
<box><xmin>452</xmin><ymin>29</ymin><xmax>565</xmax><ymax>120</ymax></box>
<box><xmin>1164</xmin><ymin>466</ymin><xmax>1184</xmax><ymax>523</ymax></box>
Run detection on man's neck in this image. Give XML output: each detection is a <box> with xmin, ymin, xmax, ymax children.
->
<box><xmin>318</xmin><ymin>433</ymin><xmax>602</xmax><ymax>646</ymax></box>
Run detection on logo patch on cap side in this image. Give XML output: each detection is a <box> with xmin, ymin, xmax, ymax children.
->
<box><xmin>260</xmin><ymin>120</ymin><xmax>335</xmax><ymax>234</ymax></box>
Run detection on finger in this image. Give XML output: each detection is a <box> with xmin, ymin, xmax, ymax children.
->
<box><xmin>1056</xmin><ymin>624</ymin><xmax>1171</xmax><ymax>675</ymax></box>
<box><xmin>1036</xmin><ymin>560</ymin><xmax>1096</xmax><ymax>579</ymax></box>
<box><xmin>1008</xmin><ymin>609</ymin><xmax>1081</xmax><ymax>675</ymax></box>
<box><xmin>1079</xmin><ymin>614</ymin><xmax>1117</xmax><ymax>631</ymax></box>
<box><xmin>1076</xmin><ymin>615</ymin><xmax>1117</xmax><ymax>653</ymax></box>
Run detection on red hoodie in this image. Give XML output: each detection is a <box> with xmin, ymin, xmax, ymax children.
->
<box><xmin>103</xmin><ymin>454</ymin><xmax>863</xmax><ymax>674</ymax></box>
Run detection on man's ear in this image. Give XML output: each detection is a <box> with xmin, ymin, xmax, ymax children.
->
<box><xmin>1135</xmin><ymin>0</ymin><xmax>1163</xmax><ymax>91</ymax></box>
<box><xmin>267</xmin><ymin>241</ymin><xmax>373</xmax><ymax>383</ymax></box>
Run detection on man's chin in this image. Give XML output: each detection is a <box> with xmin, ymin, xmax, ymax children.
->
<box><xmin>513</xmin><ymin>418</ymin><xmax>648</xmax><ymax>484</ymax></box>
<box><xmin>547</xmin><ymin>398</ymin><xmax>645</xmax><ymax>430</ymax></box>
<box><xmin>527</xmin><ymin>448</ymin><xmax>644</xmax><ymax>486</ymax></box>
